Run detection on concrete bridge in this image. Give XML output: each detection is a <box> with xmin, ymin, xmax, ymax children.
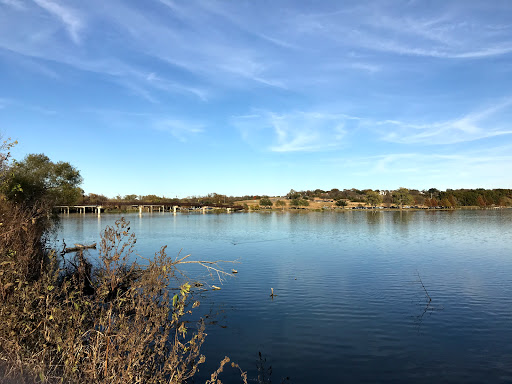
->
<box><xmin>55</xmin><ymin>201</ymin><xmax>244</xmax><ymax>216</ymax></box>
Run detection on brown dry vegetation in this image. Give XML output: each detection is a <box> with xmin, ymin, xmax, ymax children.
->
<box><xmin>0</xmin><ymin>210</ymin><xmax>251</xmax><ymax>383</ymax></box>
<box><xmin>0</xmin><ymin>140</ymin><xmax>250</xmax><ymax>383</ymax></box>
<box><xmin>2</xmin><ymin>215</ymin><xmax>189</xmax><ymax>382</ymax></box>
<box><xmin>235</xmin><ymin>198</ymin><xmax>343</xmax><ymax>210</ymax></box>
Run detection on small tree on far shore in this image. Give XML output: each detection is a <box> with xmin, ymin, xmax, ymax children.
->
<box><xmin>365</xmin><ymin>191</ymin><xmax>383</xmax><ymax>208</ymax></box>
<box><xmin>290</xmin><ymin>198</ymin><xmax>309</xmax><ymax>207</ymax></box>
<box><xmin>275</xmin><ymin>200</ymin><xmax>286</xmax><ymax>210</ymax></box>
<box><xmin>335</xmin><ymin>199</ymin><xmax>348</xmax><ymax>208</ymax></box>
<box><xmin>259</xmin><ymin>196</ymin><xmax>273</xmax><ymax>208</ymax></box>
<box><xmin>440</xmin><ymin>197</ymin><xmax>452</xmax><ymax>208</ymax></box>
<box><xmin>393</xmin><ymin>187</ymin><xmax>414</xmax><ymax>209</ymax></box>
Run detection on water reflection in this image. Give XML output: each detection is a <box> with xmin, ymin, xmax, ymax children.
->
<box><xmin>412</xmin><ymin>271</ymin><xmax>444</xmax><ymax>332</ymax></box>
<box><xmin>365</xmin><ymin>211</ymin><xmax>383</xmax><ymax>225</ymax></box>
<box><xmin>392</xmin><ymin>210</ymin><xmax>413</xmax><ymax>225</ymax></box>
<box><xmin>56</xmin><ymin>210</ymin><xmax>512</xmax><ymax>384</ymax></box>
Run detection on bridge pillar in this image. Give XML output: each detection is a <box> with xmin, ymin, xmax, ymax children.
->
<box><xmin>227</xmin><ymin>208</ymin><xmax>232</xmax><ymax>213</ymax></box>
<box><xmin>173</xmin><ymin>206</ymin><xmax>178</xmax><ymax>215</ymax></box>
<box><xmin>139</xmin><ymin>206</ymin><xmax>143</xmax><ymax>216</ymax></box>
<box><xmin>97</xmin><ymin>206</ymin><xmax>102</xmax><ymax>217</ymax></box>
<box><xmin>202</xmin><ymin>207</ymin><xmax>206</xmax><ymax>214</ymax></box>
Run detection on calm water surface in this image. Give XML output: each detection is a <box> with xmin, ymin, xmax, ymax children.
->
<box><xmin>58</xmin><ymin>210</ymin><xmax>512</xmax><ymax>383</ymax></box>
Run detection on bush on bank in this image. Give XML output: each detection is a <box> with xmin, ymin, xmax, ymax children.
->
<box><xmin>0</xmin><ymin>141</ymin><xmax>247</xmax><ymax>383</ymax></box>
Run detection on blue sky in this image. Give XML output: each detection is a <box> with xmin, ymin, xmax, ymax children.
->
<box><xmin>2</xmin><ymin>0</ymin><xmax>512</xmax><ymax>197</ymax></box>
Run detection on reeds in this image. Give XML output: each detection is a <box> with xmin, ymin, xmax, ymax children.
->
<box><xmin>0</xmin><ymin>212</ymin><xmax>245</xmax><ymax>383</ymax></box>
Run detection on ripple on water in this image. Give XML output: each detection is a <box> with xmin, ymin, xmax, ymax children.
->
<box><xmin>58</xmin><ymin>210</ymin><xmax>512</xmax><ymax>384</ymax></box>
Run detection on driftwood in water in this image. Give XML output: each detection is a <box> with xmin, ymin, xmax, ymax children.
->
<box><xmin>64</xmin><ymin>243</ymin><xmax>97</xmax><ymax>254</ymax></box>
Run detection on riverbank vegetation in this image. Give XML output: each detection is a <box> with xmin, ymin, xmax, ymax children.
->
<box><xmin>5</xmin><ymin>142</ymin><xmax>510</xmax><ymax>211</ymax></box>
<box><xmin>0</xmin><ymin>141</ymin><xmax>249</xmax><ymax>383</ymax></box>
<box><xmin>78</xmin><ymin>188</ymin><xmax>512</xmax><ymax>212</ymax></box>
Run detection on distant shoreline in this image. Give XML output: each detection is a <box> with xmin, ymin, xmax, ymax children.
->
<box><xmin>59</xmin><ymin>205</ymin><xmax>510</xmax><ymax>215</ymax></box>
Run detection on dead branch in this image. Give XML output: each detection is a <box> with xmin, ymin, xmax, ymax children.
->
<box><xmin>64</xmin><ymin>243</ymin><xmax>97</xmax><ymax>254</ymax></box>
<box><xmin>416</xmin><ymin>270</ymin><xmax>431</xmax><ymax>303</ymax></box>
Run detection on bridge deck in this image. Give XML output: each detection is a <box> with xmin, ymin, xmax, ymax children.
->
<box><xmin>55</xmin><ymin>201</ymin><xmax>244</xmax><ymax>210</ymax></box>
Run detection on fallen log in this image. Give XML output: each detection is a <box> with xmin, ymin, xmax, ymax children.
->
<box><xmin>64</xmin><ymin>243</ymin><xmax>97</xmax><ymax>253</ymax></box>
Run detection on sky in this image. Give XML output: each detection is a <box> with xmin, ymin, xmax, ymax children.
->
<box><xmin>1</xmin><ymin>0</ymin><xmax>512</xmax><ymax>197</ymax></box>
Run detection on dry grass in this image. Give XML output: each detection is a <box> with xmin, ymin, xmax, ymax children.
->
<box><xmin>0</xmin><ymin>208</ymin><xmax>248</xmax><ymax>383</ymax></box>
<box><xmin>234</xmin><ymin>198</ymin><xmax>337</xmax><ymax>210</ymax></box>
<box><xmin>0</xmin><ymin>139</ymin><xmax>251</xmax><ymax>383</ymax></box>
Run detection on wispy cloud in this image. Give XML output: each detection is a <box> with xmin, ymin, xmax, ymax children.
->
<box><xmin>324</xmin><ymin>144</ymin><xmax>512</xmax><ymax>188</ymax></box>
<box><xmin>375</xmin><ymin>150</ymin><xmax>512</xmax><ymax>184</ymax></box>
<box><xmin>0</xmin><ymin>2</ymin><xmax>209</xmax><ymax>102</ymax></box>
<box><xmin>32</xmin><ymin>0</ymin><xmax>84</xmax><ymax>44</ymax></box>
<box><xmin>146</xmin><ymin>73</ymin><xmax>209</xmax><ymax>101</ymax></box>
<box><xmin>233</xmin><ymin>111</ymin><xmax>359</xmax><ymax>152</ymax></box>
<box><xmin>3</xmin><ymin>0</ymin><xmax>509</xmax><ymax>107</ymax></box>
<box><xmin>0</xmin><ymin>0</ymin><xmax>25</xmax><ymax>10</ymax></box>
<box><xmin>279</xmin><ymin>2</ymin><xmax>512</xmax><ymax>61</ymax></box>
<box><xmin>379</xmin><ymin>99</ymin><xmax>512</xmax><ymax>145</ymax></box>
<box><xmin>154</xmin><ymin>119</ymin><xmax>204</xmax><ymax>142</ymax></box>
<box><xmin>83</xmin><ymin>108</ymin><xmax>206</xmax><ymax>142</ymax></box>
<box><xmin>354</xmin><ymin>8</ymin><xmax>512</xmax><ymax>59</ymax></box>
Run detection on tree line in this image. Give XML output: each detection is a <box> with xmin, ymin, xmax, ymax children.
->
<box><xmin>3</xmin><ymin>151</ymin><xmax>511</xmax><ymax>209</ymax></box>
<box><xmin>82</xmin><ymin>188</ymin><xmax>512</xmax><ymax>209</ymax></box>
<box><xmin>284</xmin><ymin>187</ymin><xmax>512</xmax><ymax>208</ymax></box>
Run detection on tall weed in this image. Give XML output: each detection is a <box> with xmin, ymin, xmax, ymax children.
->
<box><xmin>0</xmin><ymin>215</ymin><xmax>246</xmax><ymax>383</ymax></box>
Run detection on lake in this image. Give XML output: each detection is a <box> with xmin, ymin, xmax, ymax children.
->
<box><xmin>58</xmin><ymin>210</ymin><xmax>512</xmax><ymax>383</ymax></box>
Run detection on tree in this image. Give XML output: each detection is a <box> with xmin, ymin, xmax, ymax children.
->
<box><xmin>141</xmin><ymin>194</ymin><xmax>163</xmax><ymax>203</ymax></box>
<box><xmin>0</xmin><ymin>138</ymin><xmax>17</xmax><ymax>177</ymax></box>
<box><xmin>286</xmin><ymin>189</ymin><xmax>301</xmax><ymax>200</ymax></box>
<box><xmin>82</xmin><ymin>193</ymin><xmax>108</xmax><ymax>204</ymax></box>
<box><xmin>2</xmin><ymin>153</ymin><xmax>83</xmax><ymax>206</ymax></box>
<box><xmin>413</xmin><ymin>195</ymin><xmax>426</xmax><ymax>206</ymax></box>
<box><xmin>427</xmin><ymin>188</ymin><xmax>440</xmax><ymax>199</ymax></box>
<box><xmin>448</xmin><ymin>195</ymin><xmax>457</xmax><ymax>208</ymax></box>
<box><xmin>477</xmin><ymin>195</ymin><xmax>486</xmax><ymax>208</ymax></box>
<box><xmin>365</xmin><ymin>190</ymin><xmax>383</xmax><ymax>208</ymax></box>
<box><xmin>335</xmin><ymin>199</ymin><xmax>348</xmax><ymax>208</ymax></box>
<box><xmin>275</xmin><ymin>199</ymin><xmax>286</xmax><ymax>210</ymax></box>
<box><xmin>328</xmin><ymin>188</ymin><xmax>341</xmax><ymax>199</ymax></box>
<box><xmin>500</xmin><ymin>196</ymin><xmax>512</xmax><ymax>207</ymax></box>
<box><xmin>290</xmin><ymin>198</ymin><xmax>309</xmax><ymax>207</ymax></box>
<box><xmin>393</xmin><ymin>187</ymin><xmax>414</xmax><ymax>209</ymax></box>
<box><xmin>259</xmin><ymin>196</ymin><xmax>273</xmax><ymax>208</ymax></box>
<box><xmin>440</xmin><ymin>198</ymin><xmax>452</xmax><ymax>208</ymax></box>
